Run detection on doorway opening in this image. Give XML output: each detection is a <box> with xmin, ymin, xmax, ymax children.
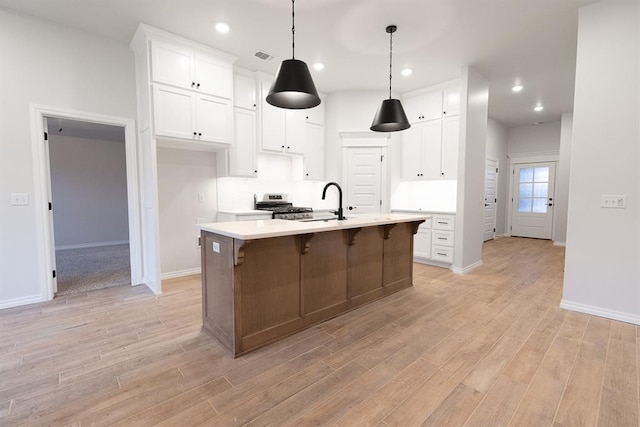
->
<box><xmin>31</xmin><ymin>105</ymin><xmax>142</xmax><ymax>302</ymax></box>
<box><xmin>47</xmin><ymin>117</ymin><xmax>131</xmax><ymax>295</ymax></box>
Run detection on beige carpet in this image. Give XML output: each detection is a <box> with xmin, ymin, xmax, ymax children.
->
<box><xmin>55</xmin><ymin>244</ymin><xmax>131</xmax><ymax>295</ymax></box>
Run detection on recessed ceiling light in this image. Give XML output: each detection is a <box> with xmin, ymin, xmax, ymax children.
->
<box><xmin>313</xmin><ymin>63</ymin><xmax>324</xmax><ymax>71</ymax></box>
<box><xmin>215</xmin><ymin>22</ymin><xmax>230</xmax><ymax>34</ymax></box>
<box><xmin>511</xmin><ymin>84</ymin><xmax>523</xmax><ymax>92</ymax></box>
<box><xmin>401</xmin><ymin>69</ymin><xmax>412</xmax><ymax>77</ymax></box>
<box><xmin>534</xmin><ymin>105</ymin><xmax>544</xmax><ymax>112</ymax></box>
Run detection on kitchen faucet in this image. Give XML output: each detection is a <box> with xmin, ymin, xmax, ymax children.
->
<box><xmin>321</xmin><ymin>182</ymin><xmax>345</xmax><ymax>220</ymax></box>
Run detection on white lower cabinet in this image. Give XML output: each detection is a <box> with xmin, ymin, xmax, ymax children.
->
<box><xmin>395</xmin><ymin>211</ymin><xmax>455</xmax><ymax>266</ymax></box>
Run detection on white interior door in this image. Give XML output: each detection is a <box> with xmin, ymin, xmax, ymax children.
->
<box><xmin>483</xmin><ymin>157</ymin><xmax>498</xmax><ymax>241</ymax></box>
<box><xmin>345</xmin><ymin>147</ymin><xmax>383</xmax><ymax>215</ymax></box>
<box><xmin>511</xmin><ymin>162</ymin><xmax>556</xmax><ymax>239</ymax></box>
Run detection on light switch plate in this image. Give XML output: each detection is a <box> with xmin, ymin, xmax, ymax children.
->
<box><xmin>11</xmin><ymin>193</ymin><xmax>29</xmax><ymax>206</ymax></box>
<box><xmin>601</xmin><ymin>195</ymin><xmax>626</xmax><ymax>209</ymax></box>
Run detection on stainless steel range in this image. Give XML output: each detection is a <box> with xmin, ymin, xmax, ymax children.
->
<box><xmin>254</xmin><ymin>193</ymin><xmax>313</xmax><ymax>220</ymax></box>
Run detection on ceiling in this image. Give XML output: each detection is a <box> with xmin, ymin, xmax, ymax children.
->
<box><xmin>1</xmin><ymin>0</ymin><xmax>596</xmax><ymax>128</ymax></box>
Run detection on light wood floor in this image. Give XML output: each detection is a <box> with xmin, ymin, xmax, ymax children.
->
<box><xmin>1</xmin><ymin>237</ymin><xmax>637</xmax><ymax>426</ymax></box>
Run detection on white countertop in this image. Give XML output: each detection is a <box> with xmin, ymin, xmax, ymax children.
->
<box><xmin>391</xmin><ymin>209</ymin><xmax>456</xmax><ymax>215</ymax></box>
<box><xmin>198</xmin><ymin>213</ymin><xmax>431</xmax><ymax>240</ymax></box>
<box><xmin>217</xmin><ymin>209</ymin><xmax>270</xmax><ymax>215</ymax></box>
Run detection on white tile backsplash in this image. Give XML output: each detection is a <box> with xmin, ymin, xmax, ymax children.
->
<box><xmin>391</xmin><ymin>180</ymin><xmax>457</xmax><ymax>212</ymax></box>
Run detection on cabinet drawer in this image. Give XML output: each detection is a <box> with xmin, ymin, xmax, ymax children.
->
<box><xmin>432</xmin><ymin>230</ymin><xmax>454</xmax><ymax>247</ymax></box>
<box><xmin>431</xmin><ymin>245</ymin><xmax>453</xmax><ymax>263</ymax></box>
<box><xmin>433</xmin><ymin>215</ymin><xmax>455</xmax><ymax>231</ymax></box>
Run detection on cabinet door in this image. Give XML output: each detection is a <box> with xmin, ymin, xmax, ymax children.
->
<box><xmin>233</xmin><ymin>74</ymin><xmax>257</xmax><ymax>110</ymax></box>
<box><xmin>304</xmin><ymin>101</ymin><xmax>325</xmax><ymax>125</ymax></box>
<box><xmin>414</xmin><ymin>228</ymin><xmax>432</xmax><ymax>259</ymax></box>
<box><xmin>153</xmin><ymin>85</ymin><xmax>194</xmax><ymax>139</ymax></box>
<box><xmin>401</xmin><ymin>124</ymin><xmax>424</xmax><ymax>180</ymax></box>
<box><xmin>194</xmin><ymin>53</ymin><xmax>232</xmax><ymax>99</ymax></box>
<box><xmin>303</xmin><ymin>123</ymin><xmax>324</xmax><ymax>180</ymax></box>
<box><xmin>443</xmin><ymin>85</ymin><xmax>460</xmax><ymax>117</ymax></box>
<box><xmin>440</xmin><ymin>116</ymin><xmax>459</xmax><ymax>179</ymax></box>
<box><xmin>259</xmin><ymin>80</ymin><xmax>286</xmax><ymax>152</ymax></box>
<box><xmin>284</xmin><ymin>110</ymin><xmax>305</xmax><ymax>154</ymax></box>
<box><xmin>151</xmin><ymin>42</ymin><xmax>192</xmax><ymax>90</ymax></box>
<box><xmin>421</xmin><ymin>90</ymin><xmax>444</xmax><ymax>121</ymax></box>
<box><xmin>229</xmin><ymin>107</ymin><xmax>257</xmax><ymax>177</ymax></box>
<box><xmin>402</xmin><ymin>93</ymin><xmax>425</xmax><ymax>124</ymax></box>
<box><xmin>195</xmin><ymin>94</ymin><xmax>231</xmax><ymax>144</ymax></box>
<box><xmin>421</xmin><ymin>120</ymin><xmax>444</xmax><ymax>180</ymax></box>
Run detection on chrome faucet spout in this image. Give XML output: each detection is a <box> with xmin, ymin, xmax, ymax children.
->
<box><xmin>321</xmin><ymin>182</ymin><xmax>345</xmax><ymax>220</ymax></box>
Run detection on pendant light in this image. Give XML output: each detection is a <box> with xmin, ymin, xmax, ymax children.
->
<box><xmin>266</xmin><ymin>0</ymin><xmax>321</xmax><ymax>109</ymax></box>
<box><xmin>370</xmin><ymin>25</ymin><xmax>411</xmax><ymax>132</ymax></box>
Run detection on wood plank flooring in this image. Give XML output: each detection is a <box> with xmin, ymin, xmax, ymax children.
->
<box><xmin>1</xmin><ymin>237</ymin><xmax>638</xmax><ymax>426</ymax></box>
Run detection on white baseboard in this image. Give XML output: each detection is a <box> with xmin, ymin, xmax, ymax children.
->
<box><xmin>413</xmin><ymin>257</ymin><xmax>452</xmax><ymax>270</ymax></box>
<box><xmin>0</xmin><ymin>294</ymin><xmax>47</xmax><ymax>310</ymax></box>
<box><xmin>56</xmin><ymin>240</ymin><xmax>129</xmax><ymax>250</ymax></box>
<box><xmin>160</xmin><ymin>268</ymin><xmax>201</xmax><ymax>281</ymax></box>
<box><xmin>560</xmin><ymin>299</ymin><xmax>640</xmax><ymax>325</ymax></box>
<box><xmin>452</xmin><ymin>260</ymin><xmax>483</xmax><ymax>275</ymax></box>
<box><xmin>553</xmin><ymin>241</ymin><xmax>566</xmax><ymax>247</ymax></box>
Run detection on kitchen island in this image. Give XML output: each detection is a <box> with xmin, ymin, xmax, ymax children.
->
<box><xmin>198</xmin><ymin>214</ymin><xmax>428</xmax><ymax>357</ymax></box>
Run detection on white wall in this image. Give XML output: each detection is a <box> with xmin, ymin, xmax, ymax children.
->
<box><xmin>157</xmin><ymin>148</ymin><xmax>218</xmax><ymax>276</ymax></box>
<box><xmin>217</xmin><ymin>153</ymin><xmax>332</xmax><ymax>211</ymax></box>
<box><xmin>0</xmin><ymin>9</ymin><xmax>136</xmax><ymax>307</ymax></box>
<box><xmin>49</xmin><ymin>134</ymin><xmax>129</xmax><ymax>247</ymax></box>
<box><xmin>562</xmin><ymin>0</ymin><xmax>640</xmax><ymax>323</ymax></box>
<box><xmin>486</xmin><ymin>118</ymin><xmax>509</xmax><ymax>235</ymax></box>
<box><xmin>507</xmin><ymin>120</ymin><xmax>561</xmax><ymax>155</ymax></box>
<box><xmin>454</xmin><ymin>66</ymin><xmax>489</xmax><ymax>273</ymax></box>
<box><xmin>552</xmin><ymin>113</ymin><xmax>573</xmax><ymax>245</ymax></box>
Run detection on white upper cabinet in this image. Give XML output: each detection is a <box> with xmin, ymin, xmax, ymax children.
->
<box><xmin>402</xmin><ymin>81</ymin><xmax>460</xmax><ymax>124</ymax></box>
<box><xmin>302</xmin><ymin>123</ymin><xmax>325</xmax><ymax>180</ymax></box>
<box><xmin>233</xmin><ymin>73</ymin><xmax>257</xmax><ymax>110</ymax></box>
<box><xmin>153</xmin><ymin>85</ymin><xmax>231</xmax><ymax>144</ymax></box>
<box><xmin>401</xmin><ymin>79</ymin><xmax>461</xmax><ymax>181</ymax></box>
<box><xmin>402</xmin><ymin>90</ymin><xmax>443</xmax><ymax>123</ymax></box>
<box><xmin>151</xmin><ymin>40</ymin><xmax>232</xmax><ymax>99</ymax></box>
<box><xmin>227</xmin><ymin>106</ymin><xmax>257</xmax><ymax>177</ymax></box>
<box><xmin>442</xmin><ymin>84</ymin><xmax>460</xmax><ymax>117</ymax></box>
<box><xmin>258</xmin><ymin>78</ymin><xmax>287</xmax><ymax>153</ymax></box>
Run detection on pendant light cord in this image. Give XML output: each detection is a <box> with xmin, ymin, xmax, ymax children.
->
<box><xmin>388</xmin><ymin>29</ymin><xmax>393</xmax><ymax>99</ymax></box>
<box><xmin>291</xmin><ymin>0</ymin><xmax>296</xmax><ymax>60</ymax></box>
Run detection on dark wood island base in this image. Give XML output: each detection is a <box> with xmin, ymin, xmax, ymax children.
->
<box><xmin>201</xmin><ymin>219</ymin><xmax>424</xmax><ymax>357</ymax></box>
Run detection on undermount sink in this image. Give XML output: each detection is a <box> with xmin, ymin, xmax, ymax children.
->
<box><xmin>298</xmin><ymin>217</ymin><xmax>340</xmax><ymax>222</ymax></box>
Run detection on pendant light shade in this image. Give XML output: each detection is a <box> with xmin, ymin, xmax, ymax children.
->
<box><xmin>266</xmin><ymin>0</ymin><xmax>321</xmax><ymax>109</ymax></box>
<box><xmin>371</xmin><ymin>99</ymin><xmax>411</xmax><ymax>132</ymax></box>
<box><xmin>371</xmin><ymin>25</ymin><xmax>411</xmax><ymax>132</ymax></box>
<box><xmin>267</xmin><ymin>59</ymin><xmax>320</xmax><ymax>109</ymax></box>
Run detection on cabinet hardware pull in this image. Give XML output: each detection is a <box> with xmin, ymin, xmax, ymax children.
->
<box><xmin>197</xmin><ymin>83</ymin><xmax>200</xmax><ymax>88</ymax></box>
<box><xmin>191</xmin><ymin>82</ymin><xmax>195</xmax><ymax>87</ymax></box>
<box><xmin>198</xmin><ymin>133</ymin><xmax>202</xmax><ymax>136</ymax></box>
<box><xmin>437</xmin><ymin>221</ymin><xmax>447</xmax><ymax>224</ymax></box>
<box><xmin>193</xmin><ymin>132</ymin><xmax>197</xmax><ymax>136</ymax></box>
<box><xmin>438</xmin><ymin>237</ymin><xmax>446</xmax><ymax>240</ymax></box>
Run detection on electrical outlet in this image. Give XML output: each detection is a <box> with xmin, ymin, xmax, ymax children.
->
<box><xmin>196</xmin><ymin>217</ymin><xmax>205</xmax><ymax>224</ymax></box>
<box><xmin>198</xmin><ymin>194</ymin><xmax>205</xmax><ymax>203</ymax></box>
<box><xmin>212</xmin><ymin>242</ymin><xmax>220</xmax><ymax>253</ymax></box>
<box><xmin>601</xmin><ymin>195</ymin><xmax>626</xmax><ymax>209</ymax></box>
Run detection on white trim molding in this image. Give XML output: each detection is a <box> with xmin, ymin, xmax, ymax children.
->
<box><xmin>507</xmin><ymin>150</ymin><xmax>560</xmax><ymax>164</ymax></box>
<box><xmin>452</xmin><ymin>260</ymin><xmax>483</xmax><ymax>275</ymax></box>
<box><xmin>553</xmin><ymin>241</ymin><xmax>566</xmax><ymax>247</ymax></box>
<box><xmin>56</xmin><ymin>240</ymin><xmax>130</xmax><ymax>251</ymax></box>
<box><xmin>160</xmin><ymin>268</ymin><xmax>202</xmax><ymax>281</ymax></box>
<box><xmin>0</xmin><ymin>294</ymin><xmax>46</xmax><ymax>310</ymax></box>
<box><xmin>560</xmin><ymin>300</ymin><xmax>640</xmax><ymax>326</ymax></box>
<box><xmin>30</xmin><ymin>104</ymin><xmax>142</xmax><ymax>303</ymax></box>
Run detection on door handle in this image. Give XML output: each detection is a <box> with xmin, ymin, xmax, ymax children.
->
<box><xmin>348</xmin><ymin>206</ymin><xmax>356</xmax><ymax>210</ymax></box>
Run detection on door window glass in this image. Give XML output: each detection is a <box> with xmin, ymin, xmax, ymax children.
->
<box><xmin>518</xmin><ymin>166</ymin><xmax>549</xmax><ymax>213</ymax></box>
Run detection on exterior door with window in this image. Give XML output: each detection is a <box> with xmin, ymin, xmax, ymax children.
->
<box><xmin>511</xmin><ymin>162</ymin><xmax>556</xmax><ymax>239</ymax></box>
